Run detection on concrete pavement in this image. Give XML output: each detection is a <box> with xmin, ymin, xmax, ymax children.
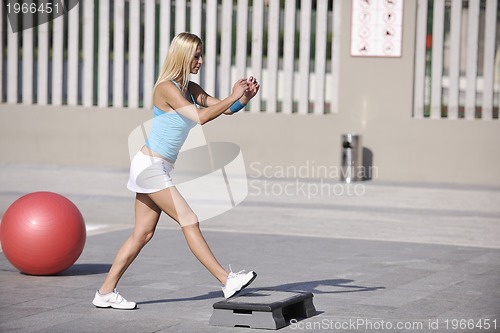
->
<box><xmin>1</xmin><ymin>163</ymin><xmax>499</xmax><ymax>332</ymax></box>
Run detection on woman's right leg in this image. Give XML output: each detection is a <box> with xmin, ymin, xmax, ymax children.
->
<box><xmin>148</xmin><ymin>186</ymin><xmax>257</xmax><ymax>299</ymax></box>
<box><xmin>98</xmin><ymin>193</ymin><xmax>161</xmax><ymax>294</ymax></box>
<box><xmin>148</xmin><ymin>186</ymin><xmax>229</xmax><ymax>285</ymax></box>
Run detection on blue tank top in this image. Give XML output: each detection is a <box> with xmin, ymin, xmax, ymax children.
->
<box><xmin>145</xmin><ymin>81</ymin><xmax>197</xmax><ymax>162</ymax></box>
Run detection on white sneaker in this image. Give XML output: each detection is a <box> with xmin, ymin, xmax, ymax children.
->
<box><xmin>92</xmin><ymin>289</ymin><xmax>137</xmax><ymax>310</ymax></box>
<box><xmin>222</xmin><ymin>267</ymin><xmax>257</xmax><ymax>299</ymax></box>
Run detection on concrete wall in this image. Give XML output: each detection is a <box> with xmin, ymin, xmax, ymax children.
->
<box><xmin>1</xmin><ymin>1</ymin><xmax>499</xmax><ymax>186</ymax></box>
<box><xmin>0</xmin><ymin>105</ymin><xmax>149</xmax><ymax>170</ymax></box>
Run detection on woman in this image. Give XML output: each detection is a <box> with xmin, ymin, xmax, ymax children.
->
<box><xmin>92</xmin><ymin>32</ymin><xmax>260</xmax><ymax>310</ymax></box>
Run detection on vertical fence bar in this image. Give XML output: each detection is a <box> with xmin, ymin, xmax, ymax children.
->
<box><xmin>314</xmin><ymin>0</ymin><xmax>328</xmax><ymax>115</ymax></box>
<box><xmin>235</xmin><ymin>0</ymin><xmax>249</xmax><ymax>82</ymax></box>
<box><xmin>282</xmin><ymin>0</ymin><xmax>295</xmax><ymax>114</ymax></box>
<box><xmin>159</xmin><ymin>0</ymin><xmax>172</xmax><ymax>66</ymax></box>
<box><xmin>205</xmin><ymin>0</ymin><xmax>217</xmax><ymax>96</ymax></box>
<box><xmin>7</xmin><ymin>24</ymin><xmax>17</xmax><ymax>103</ymax></box>
<box><xmin>52</xmin><ymin>12</ymin><xmax>64</xmax><ymax>105</ymax></box>
<box><xmin>98</xmin><ymin>0</ymin><xmax>110</xmax><ymax>107</ymax></box>
<box><xmin>465</xmin><ymin>1</ymin><xmax>480</xmax><ymax>120</ymax></box>
<box><xmin>37</xmin><ymin>18</ymin><xmax>49</xmax><ymax>105</ymax></box>
<box><xmin>67</xmin><ymin>1</ymin><xmax>79</xmax><ymax>106</ymax></box>
<box><xmin>190</xmin><ymin>0</ymin><xmax>202</xmax><ymax>85</ymax></box>
<box><xmin>447</xmin><ymin>0</ymin><xmax>462</xmax><ymax>119</ymax></box>
<box><xmin>250</xmin><ymin>0</ymin><xmax>264</xmax><ymax>112</ymax></box>
<box><xmin>298</xmin><ymin>0</ymin><xmax>312</xmax><ymax>115</ymax></box>
<box><xmin>220</xmin><ymin>0</ymin><xmax>233</xmax><ymax>97</ymax></box>
<box><xmin>113</xmin><ymin>0</ymin><xmax>125</xmax><ymax>108</ymax></box>
<box><xmin>143</xmin><ymin>0</ymin><xmax>156</xmax><ymax>109</ymax></box>
<box><xmin>331</xmin><ymin>0</ymin><xmax>342</xmax><ymax>113</ymax></box>
<box><xmin>82</xmin><ymin>0</ymin><xmax>94</xmax><ymax>107</ymax></box>
<box><xmin>128</xmin><ymin>0</ymin><xmax>140</xmax><ymax>108</ymax></box>
<box><xmin>266</xmin><ymin>0</ymin><xmax>279</xmax><ymax>113</ymax></box>
<box><xmin>0</xmin><ymin>3</ymin><xmax>3</xmax><ymax>102</ymax></box>
<box><xmin>430</xmin><ymin>0</ymin><xmax>444</xmax><ymax>119</ymax></box>
<box><xmin>22</xmin><ymin>27</ymin><xmax>34</xmax><ymax>104</ymax></box>
<box><xmin>481</xmin><ymin>0</ymin><xmax>498</xmax><ymax>121</ymax></box>
<box><xmin>175</xmin><ymin>0</ymin><xmax>186</xmax><ymax>34</ymax></box>
<box><xmin>190</xmin><ymin>0</ymin><xmax>202</xmax><ymax>37</ymax></box>
<box><xmin>413</xmin><ymin>0</ymin><xmax>428</xmax><ymax>118</ymax></box>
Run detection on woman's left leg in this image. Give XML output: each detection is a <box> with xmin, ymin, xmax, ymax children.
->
<box><xmin>181</xmin><ymin>223</ymin><xmax>229</xmax><ymax>285</ymax></box>
<box><xmin>148</xmin><ymin>186</ymin><xmax>229</xmax><ymax>285</ymax></box>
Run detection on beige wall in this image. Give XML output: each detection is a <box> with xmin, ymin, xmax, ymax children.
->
<box><xmin>0</xmin><ymin>105</ymin><xmax>149</xmax><ymax>169</ymax></box>
<box><xmin>1</xmin><ymin>1</ymin><xmax>499</xmax><ymax>186</ymax></box>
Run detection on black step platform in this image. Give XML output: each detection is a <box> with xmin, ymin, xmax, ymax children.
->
<box><xmin>209</xmin><ymin>290</ymin><xmax>316</xmax><ymax>330</ymax></box>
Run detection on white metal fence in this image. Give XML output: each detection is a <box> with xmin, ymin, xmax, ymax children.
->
<box><xmin>4</xmin><ymin>1</ymin><xmax>497</xmax><ymax>119</ymax></box>
<box><xmin>414</xmin><ymin>0</ymin><xmax>500</xmax><ymax>120</ymax></box>
<box><xmin>0</xmin><ymin>0</ymin><xmax>342</xmax><ymax>114</ymax></box>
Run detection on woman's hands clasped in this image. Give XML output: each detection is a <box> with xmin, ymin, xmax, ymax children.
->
<box><xmin>231</xmin><ymin>77</ymin><xmax>260</xmax><ymax>104</ymax></box>
<box><xmin>242</xmin><ymin>76</ymin><xmax>260</xmax><ymax>104</ymax></box>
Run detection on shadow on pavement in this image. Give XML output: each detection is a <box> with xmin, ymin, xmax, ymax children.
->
<box><xmin>137</xmin><ymin>278</ymin><xmax>385</xmax><ymax>305</ymax></box>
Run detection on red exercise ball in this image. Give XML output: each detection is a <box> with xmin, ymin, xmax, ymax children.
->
<box><xmin>0</xmin><ymin>192</ymin><xmax>86</xmax><ymax>275</ymax></box>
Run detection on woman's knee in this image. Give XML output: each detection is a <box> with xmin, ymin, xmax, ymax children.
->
<box><xmin>178</xmin><ymin>212</ymin><xmax>199</xmax><ymax>227</ymax></box>
<box><xmin>132</xmin><ymin>230</ymin><xmax>155</xmax><ymax>246</ymax></box>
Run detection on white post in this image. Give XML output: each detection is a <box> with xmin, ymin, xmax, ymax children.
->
<box><xmin>205</xmin><ymin>0</ymin><xmax>218</xmax><ymax>96</ymax></box>
<box><xmin>175</xmin><ymin>0</ymin><xmax>187</xmax><ymax>34</ymax></box>
<box><xmin>447</xmin><ymin>0</ymin><xmax>462</xmax><ymax>119</ymax></box>
<box><xmin>430</xmin><ymin>0</ymin><xmax>445</xmax><ymax>119</ymax></box>
<box><xmin>37</xmin><ymin>17</ymin><xmax>49</xmax><ymax>105</ymax></box>
<box><xmin>83</xmin><ymin>0</ymin><xmax>95</xmax><ymax>107</ymax></box>
<box><xmin>464</xmin><ymin>1</ymin><xmax>480</xmax><ymax>120</ymax></box>
<box><xmin>298</xmin><ymin>0</ymin><xmax>312</xmax><ymax>115</ymax></box>
<box><xmin>190</xmin><ymin>0</ymin><xmax>202</xmax><ymax>37</ymax></box>
<box><xmin>128</xmin><ymin>0</ymin><xmax>141</xmax><ymax>108</ymax></box>
<box><xmin>0</xmin><ymin>3</ymin><xmax>3</xmax><ymax>102</ymax></box>
<box><xmin>413</xmin><ymin>0</ymin><xmax>428</xmax><ymax>118</ymax></box>
<box><xmin>143</xmin><ymin>0</ymin><xmax>156</xmax><ymax>109</ymax></box>
<box><xmin>220</xmin><ymin>0</ymin><xmax>234</xmax><ymax>97</ymax></box>
<box><xmin>98</xmin><ymin>0</ymin><xmax>110</xmax><ymax>108</ymax></box>
<box><xmin>282</xmin><ymin>0</ymin><xmax>296</xmax><ymax>114</ymax></box>
<box><xmin>250</xmin><ymin>0</ymin><xmax>264</xmax><ymax>112</ymax></box>
<box><xmin>235</xmin><ymin>0</ymin><xmax>249</xmax><ymax>81</ymax></box>
<box><xmin>52</xmin><ymin>12</ymin><xmax>64</xmax><ymax>106</ymax></box>
<box><xmin>7</xmin><ymin>24</ymin><xmax>18</xmax><ymax>103</ymax></box>
<box><xmin>331</xmin><ymin>0</ymin><xmax>342</xmax><ymax>114</ymax></box>
<box><xmin>266</xmin><ymin>0</ymin><xmax>280</xmax><ymax>113</ymax></box>
<box><xmin>481</xmin><ymin>0</ymin><xmax>498</xmax><ymax>120</ymax></box>
<box><xmin>159</xmin><ymin>0</ymin><xmax>172</xmax><ymax>68</ymax></box>
<box><xmin>113</xmin><ymin>0</ymin><xmax>125</xmax><ymax>108</ymax></box>
<box><xmin>67</xmin><ymin>1</ymin><xmax>79</xmax><ymax>106</ymax></box>
<box><xmin>22</xmin><ymin>27</ymin><xmax>34</xmax><ymax>104</ymax></box>
<box><xmin>190</xmin><ymin>0</ymin><xmax>202</xmax><ymax>85</ymax></box>
<box><xmin>314</xmin><ymin>0</ymin><xmax>328</xmax><ymax>115</ymax></box>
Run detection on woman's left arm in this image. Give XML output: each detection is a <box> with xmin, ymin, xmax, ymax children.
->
<box><xmin>189</xmin><ymin>82</ymin><xmax>221</xmax><ymax>107</ymax></box>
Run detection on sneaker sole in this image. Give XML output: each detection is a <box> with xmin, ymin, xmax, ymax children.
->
<box><xmin>226</xmin><ymin>272</ymin><xmax>257</xmax><ymax>299</ymax></box>
<box><xmin>94</xmin><ymin>304</ymin><xmax>138</xmax><ymax>310</ymax></box>
<box><xmin>93</xmin><ymin>301</ymin><xmax>137</xmax><ymax>310</ymax></box>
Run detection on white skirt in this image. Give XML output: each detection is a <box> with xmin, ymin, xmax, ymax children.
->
<box><xmin>127</xmin><ymin>151</ymin><xmax>175</xmax><ymax>193</ymax></box>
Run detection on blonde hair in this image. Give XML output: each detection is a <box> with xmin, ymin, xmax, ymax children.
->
<box><xmin>153</xmin><ymin>32</ymin><xmax>202</xmax><ymax>97</ymax></box>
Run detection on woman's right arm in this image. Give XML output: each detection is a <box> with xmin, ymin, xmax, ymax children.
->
<box><xmin>157</xmin><ymin>79</ymin><xmax>248</xmax><ymax>125</ymax></box>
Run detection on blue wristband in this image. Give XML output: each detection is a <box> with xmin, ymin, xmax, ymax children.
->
<box><xmin>229</xmin><ymin>100</ymin><xmax>246</xmax><ymax>113</ymax></box>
